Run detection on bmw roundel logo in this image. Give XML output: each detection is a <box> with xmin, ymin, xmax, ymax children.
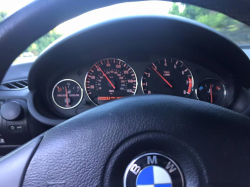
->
<box><xmin>124</xmin><ymin>153</ymin><xmax>184</xmax><ymax>187</ymax></box>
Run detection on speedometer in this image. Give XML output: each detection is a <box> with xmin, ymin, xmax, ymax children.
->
<box><xmin>85</xmin><ymin>58</ymin><xmax>137</xmax><ymax>105</ymax></box>
<box><xmin>142</xmin><ymin>58</ymin><xmax>194</xmax><ymax>97</ymax></box>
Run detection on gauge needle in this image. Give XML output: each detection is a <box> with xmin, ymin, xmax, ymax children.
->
<box><xmin>65</xmin><ymin>86</ymin><xmax>69</xmax><ymax>106</ymax></box>
<box><xmin>210</xmin><ymin>84</ymin><xmax>213</xmax><ymax>104</ymax></box>
<box><xmin>152</xmin><ymin>66</ymin><xmax>173</xmax><ymax>88</ymax></box>
<box><xmin>96</xmin><ymin>65</ymin><xmax>116</xmax><ymax>89</ymax></box>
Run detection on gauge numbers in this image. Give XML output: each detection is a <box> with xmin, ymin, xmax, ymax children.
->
<box><xmin>85</xmin><ymin>58</ymin><xmax>137</xmax><ymax>105</ymax></box>
<box><xmin>196</xmin><ymin>78</ymin><xmax>226</xmax><ymax>105</ymax></box>
<box><xmin>142</xmin><ymin>58</ymin><xmax>194</xmax><ymax>97</ymax></box>
<box><xmin>52</xmin><ymin>79</ymin><xmax>83</xmax><ymax>109</ymax></box>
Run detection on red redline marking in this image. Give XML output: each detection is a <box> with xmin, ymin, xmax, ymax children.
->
<box><xmin>187</xmin><ymin>77</ymin><xmax>192</xmax><ymax>93</ymax></box>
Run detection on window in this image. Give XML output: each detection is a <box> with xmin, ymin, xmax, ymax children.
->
<box><xmin>0</xmin><ymin>1</ymin><xmax>249</xmax><ymax>64</ymax></box>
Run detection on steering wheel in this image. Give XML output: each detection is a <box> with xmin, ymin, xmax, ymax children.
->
<box><xmin>1</xmin><ymin>0</ymin><xmax>250</xmax><ymax>187</ymax></box>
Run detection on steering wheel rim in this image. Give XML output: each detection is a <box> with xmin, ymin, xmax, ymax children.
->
<box><xmin>0</xmin><ymin>94</ymin><xmax>250</xmax><ymax>186</ymax></box>
<box><xmin>16</xmin><ymin>95</ymin><xmax>250</xmax><ymax>186</ymax></box>
<box><xmin>1</xmin><ymin>1</ymin><xmax>250</xmax><ymax>187</ymax></box>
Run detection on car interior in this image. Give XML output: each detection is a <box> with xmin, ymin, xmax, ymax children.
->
<box><xmin>1</xmin><ymin>0</ymin><xmax>250</xmax><ymax>186</ymax></box>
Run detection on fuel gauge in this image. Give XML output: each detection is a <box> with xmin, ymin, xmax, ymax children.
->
<box><xmin>196</xmin><ymin>78</ymin><xmax>226</xmax><ymax>105</ymax></box>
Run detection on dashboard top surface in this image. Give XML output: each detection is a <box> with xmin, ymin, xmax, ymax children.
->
<box><xmin>2</xmin><ymin>15</ymin><xmax>250</xmax><ymax>124</ymax></box>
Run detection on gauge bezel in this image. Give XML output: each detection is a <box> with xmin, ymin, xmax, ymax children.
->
<box><xmin>195</xmin><ymin>78</ymin><xmax>227</xmax><ymax>104</ymax></box>
<box><xmin>141</xmin><ymin>57</ymin><xmax>194</xmax><ymax>97</ymax></box>
<box><xmin>84</xmin><ymin>58</ymin><xmax>138</xmax><ymax>106</ymax></box>
<box><xmin>52</xmin><ymin>79</ymin><xmax>83</xmax><ymax>110</ymax></box>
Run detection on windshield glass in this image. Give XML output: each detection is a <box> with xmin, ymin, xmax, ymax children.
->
<box><xmin>1</xmin><ymin>1</ymin><xmax>250</xmax><ymax>64</ymax></box>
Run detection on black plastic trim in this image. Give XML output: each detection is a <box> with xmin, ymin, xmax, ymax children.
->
<box><xmin>2</xmin><ymin>62</ymin><xmax>32</xmax><ymax>84</ymax></box>
<box><xmin>28</xmin><ymin>15</ymin><xmax>250</xmax><ymax>91</ymax></box>
<box><xmin>27</xmin><ymin>91</ymin><xmax>64</xmax><ymax>126</ymax></box>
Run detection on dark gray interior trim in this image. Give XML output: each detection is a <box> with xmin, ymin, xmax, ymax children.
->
<box><xmin>0</xmin><ymin>135</ymin><xmax>43</xmax><ymax>187</ymax></box>
<box><xmin>2</xmin><ymin>62</ymin><xmax>33</xmax><ymax>84</ymax></box>
<box><xmin>27</xmin><ymin>91</ymin><xmax>64</xmax><ymax>125</ymax></box>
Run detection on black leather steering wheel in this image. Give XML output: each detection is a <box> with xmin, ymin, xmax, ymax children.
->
<box><xmin>1</xmin><ymin>1</ymin><xmax>250</xmax><ymax>187</ymax></box>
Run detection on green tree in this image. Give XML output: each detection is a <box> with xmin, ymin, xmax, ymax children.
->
<box><xmin>26</xmin><ymin>30</ymin><xmax>62</xmax><ymax>55</ymax></box>
<box><xmin>0</xmin><ymin>11</ymin><xmax>7</xmax><ymax>22</ymax></box>
<box><xmin>169</xmin><ymin>3</ymin><xmax>250</xmax><ymax>44</ymax></box>
<box><xmin>0</xmin><ymin>11</ymin><xmax>62</xmax><ymax>56</ymax></box>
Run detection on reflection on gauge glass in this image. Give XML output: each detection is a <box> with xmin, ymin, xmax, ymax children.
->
<box><xmin>52</xmin><ymin>79</ymin><xmax>83</xmax><ymax>109</ymax></box>
<box><xmin>85</xmin><ymin>58</ymin><xmax>137</xmax><ymax>105</ymax></box>
<box><xmin>196</xmin><ymin>78</ymin><xmax>226</xmax><ymax>105</ymax></box>
<box><xmin>142</xmin><ymin>58</ymin><xmax>194</xmax><ymax>97</ymax></box>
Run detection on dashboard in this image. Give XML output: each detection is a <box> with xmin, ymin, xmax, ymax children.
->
<box><xmin>1</xmin><ymin>14</ymin><xmax>250</xmax><ymax>155</ymax></box>
<box><xmin>23</xmin><ymin>15</ymin><xmax>250</xmax><ymax>125</ymax></box>
<box><xmin>47</xmin><ymin>56</ymin><xmax>235</xmax><ymax>118</ymax></box>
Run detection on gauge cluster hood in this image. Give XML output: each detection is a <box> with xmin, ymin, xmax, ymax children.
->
<box><xmin>0</xmin><ymin>0</ymin><xmax>250</xmax><ymax>85</ymax></box>
<box><xmin>28</xmin><ymin>15</ymin><xmax>250</xmax><ymax>90</ymax></box>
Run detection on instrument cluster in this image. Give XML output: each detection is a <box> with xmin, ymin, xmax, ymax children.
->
<box><xmin>47</xmin><ymin>56</ymin><xmax>234</xmax><ymax>117</ymax></box>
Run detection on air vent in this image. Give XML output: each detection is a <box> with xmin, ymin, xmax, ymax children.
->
<box><xmin>1</xmin><ymin>80</ymin><xmax>28</xmax><ymax>90</ymax></box>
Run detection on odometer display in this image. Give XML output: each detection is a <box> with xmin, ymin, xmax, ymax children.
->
<box><xmin>85</xmin><ymin>58</ymin><xmax>137</xmax><ymax>105</ymax></box>
<box><xmin>142</xmin><ymin>58</ymin><xmax>193</xmax><ymax>97</ymax></box>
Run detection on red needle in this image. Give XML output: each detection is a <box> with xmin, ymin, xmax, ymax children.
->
<box><xmin>210</xmin><ymin>84</ymin><xmax>213</xmax><ymax>104</ymax></box>
<box><xmin>96</xmin><ymin>65</ymin><xmax>116</xmax><ymax>89</ymax></box>
<box><xmin>152</xmin><ymin>66</ymin><xmax>173</xmax><ymax>88</ymax></box>
<box><xmin>65</xmin><ymin>86</ymin><xmax>69</xmax><ymax>106</ymax></box>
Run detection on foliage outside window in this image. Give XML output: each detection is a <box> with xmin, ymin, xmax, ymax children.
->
<box><xmin>0</xmin><ymin>10</ymin><xmax>62</xmax><ymax>63</ymax></box>
<box><xmin>0</xmin><ymin>2</ymin><xmax>250</xmax><ymax>64</ymax></box>
<box><xmin>0</xmin><ymin>11</ymin><xmax>7</xmax><ymax>22</ymax></box>
<box><xmin>169</xmin><ymin>4</ymin><xmax>250</xmax><ymax>44</ymax></box>
<box><xmin>26</xmin><ymin>31</ymin><xmax>62</xmax><ymax>56</ymax></box>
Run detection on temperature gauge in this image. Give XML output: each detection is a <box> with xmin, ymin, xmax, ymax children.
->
<box><xmin>196</xmin><ymin>78</ymin><xmax>226</xmax><ymax>105</ymax></box>
<box><xmin>52</xmin><ymin>79</ymin><xmax>83</xmax><ymax>109</ymax></box>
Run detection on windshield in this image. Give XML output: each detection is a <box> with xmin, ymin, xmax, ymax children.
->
<box><xmin>1</xmin><ymin>1</ymin><xmax>250</xmax><ymax>64</ymax></box>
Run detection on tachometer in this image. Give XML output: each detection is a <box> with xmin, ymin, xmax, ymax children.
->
<box><xmin>142</xmin><ymin>58</ymin><xmax>193</xmax><ymax>97</ymax></box>
<box><xmin>52</xmin><ymin>79</ymin><xmax>83</xmax><ymax>109</ymax></box>
<box><xmin>85</xmin><ymin>58</ymin><xmax>137</xmax><ymax>105</ymax></box>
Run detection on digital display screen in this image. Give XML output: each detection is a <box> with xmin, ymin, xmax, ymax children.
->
<box><xmin>97</xmin><ymin>96</ymin><xmax>124</xmax><ymax>105</ymax></box>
